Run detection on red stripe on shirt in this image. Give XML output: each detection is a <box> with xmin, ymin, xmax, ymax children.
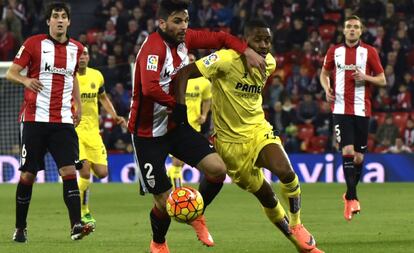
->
<box><xmin>344</xmin><ymin>47</ymin><xmax>355</xmax><ymax>115</ymax></box>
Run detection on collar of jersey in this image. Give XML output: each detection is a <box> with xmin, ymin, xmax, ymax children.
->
<box><xmin>47</xmin><ymin>34</ymin><xmax>70</xmax><ymax>45</ymax></box>
<box><xmin>343</xmin><ymin>40</ymin><xmax>361</xmax><ymax>48</ymax></box>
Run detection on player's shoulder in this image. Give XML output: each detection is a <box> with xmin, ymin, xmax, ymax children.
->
<box><xmin>68</xmin><ymin>38</ymin><xmax>84</xmax><ymax>49</ymax></box>
<box><xmin>211</xmin><ymin>49</ymin><xmax>239</xmax><ymax>63</ymax></box>
<box><xmin>138</xmin><ymin>32</ymin><xmax>166</xmax><ymax>58</ymax></box>
<box><xmin>86</xmin><ymin>67</ymin><xmax>102</xmax><ymax>75</ymax></box>
<box><xmin>23</xmin><ymin>34</ymin><xmax>47</xmax><ymax>45</ymax></box>
<box><xmin>359</xmin><ymin>41</ymin><xmax>377</xmax><ymax>53</ymax></box>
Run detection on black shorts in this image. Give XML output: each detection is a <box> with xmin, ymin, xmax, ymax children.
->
<box><xmin>19</xmin><ymin>122</ymin><xmax>79</xmax><ymax>174</ymax></box>
<box><xmin>333</xmin><ymin>114</ymin><xmax>369</xmax><ymax>153</ymax></box>
<box><xmin>132</xmin><ymin>124</ymin><xmax>215</xmax><ymax>195</ymax></box>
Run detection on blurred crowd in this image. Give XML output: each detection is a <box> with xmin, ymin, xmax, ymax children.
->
<box><xmin>1</xmin><ymin>0</ymin><xmax>414</xmax><ymax>154</ymax></box>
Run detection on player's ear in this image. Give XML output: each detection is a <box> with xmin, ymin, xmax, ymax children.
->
<box><xmin>159</xmin><ymin>18</ymin><xmax>167</xmax><ymax>31</ymax></box>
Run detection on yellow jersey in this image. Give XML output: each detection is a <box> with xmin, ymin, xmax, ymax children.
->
<box><xmin>195</xmin><ymin>49</ymin><xmax>276</xmax><ymax>142</ymax></box>
<box><xmin>76</xmin><ymin>67</ymin><xmax>105</xmax><ymax>135</ymax></box>
<box><xmin>186</xmin><ymin>77</ymin><xmax>212</xmax><ymax>131</ymax></box>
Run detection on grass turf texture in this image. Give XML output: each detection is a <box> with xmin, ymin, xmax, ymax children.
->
<box><xmin>1</xmin><ymin>183</ymin><xmax>413</xmax><ymax>253</ymax></box>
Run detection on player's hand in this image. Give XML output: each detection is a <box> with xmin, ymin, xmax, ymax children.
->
<box><xmin>197</xmin><ymin>114</ymin><xmax>207</xmax><ymax>125</ymax></box>
<box><xmin>324</xmin><ymin>87</ymin><xmax>335</xmax><ymax>102</ymax></box>
<box><xmin>73</xmin><ymin>109</ymin><xmax>81</xmax><ymax>127</ymax></box>
<box><xmin>244</xmin><ymin>47</ymin><xmax>266</xmax><ymax>78</ymax></box>
<box><xmin>23</xmin><ymin>78</ymin><xmax>43</xmax><ymax>93</ymax></box>
<box><xmin>114</xmin><ymin>115</ymin><xmax>127</xmax><ymax>128</ymax></box>
<box><xmin>172</xmin><ymin>103</ymin><xmax>188</xmax><ymax>125</ymax></box>
<box><xmin>352</xmin><ymin>67</ymin><xmax>366</xmax><ymax>82</ymax></box>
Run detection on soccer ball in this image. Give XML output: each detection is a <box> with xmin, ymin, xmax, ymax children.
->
<box><xmin>166</xmin><ymin>186</ymin><xmax>204</xmax><ymax>223</ymax></box>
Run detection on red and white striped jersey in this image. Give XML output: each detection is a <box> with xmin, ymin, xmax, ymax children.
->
<box><xmin>323</xmin><ymin>41</ymin><xmax>384</xmax><ymax>117</ymax></box>
<box><xmin>13</xmin><ymin>34</ymin><xmax>83</xmax><ymax>124</ymax></box>
<box><xmin>128</xmin><ymin>29</ymin><xmax>247</xmax><ymax>137</ymax></box>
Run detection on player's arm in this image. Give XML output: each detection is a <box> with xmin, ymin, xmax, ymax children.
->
<box><xmin>186</xmin><ymin>29</ymin><xmax>266</xmax><ymax>77</ymax></box>
<box><xmin>6</xmin><ymin>64</ymin><xmax>43</xmax><ymax>92</ymax></box>
<box><xmin>138</xmin><ymin>46</ymin><xmax>176</xmax><ymax>108</ymax></box>
<box><xmin>174</xmin><ymin>63</ymin><xmax>203</xmax><ymax>104</ymax></box>
<box><xmin>72</xmin><ymin>77</ymin><xmax>82</xmax><ymax>127</ymax></box>
<box><xmin>320</xmin><ymin>47</ymin><xmax>335</xmax><ymax>102</ymax></box>
<box><xmin>6</xmin><ymin>42</ymin><xmax>43</xmax><ymax>92</ymax></box>
<box><xmin>99</xmin><ymin>92</ymin><xmax>127</xmax><ymax>128</ymax></box>
<box><xmin>198</xmin><ymin>98</ymin><xmax>211</xmax><ymax>125</ymax></box>
<box><xmin>173</xmin><ymin>63</ymin><xmax>203</xmax><ymax>124</ymax></box>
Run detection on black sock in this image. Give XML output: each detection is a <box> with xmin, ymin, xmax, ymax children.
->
<box><xmin>150</xmin><ymin>206</ymin><xmax>171</xmax><ymax>243</ymax></box>
<box><xmin>343</xmin><ymin>155</ymin><xmax>357</xmax><ymax>200</ymax></box>
<box><xmin>355</xmin><ymin>162</ymin><xmax>363</xmax><ymax>186</ymax></box>
<box><xmin>198</xmin><ymin>174</ymin><xmax>225</xmax><ymax>210</ymax></box>
<box><xmin>15</xmin><ymin>178</ymin><xmax>33</xmax><ymax>229</ymax></box>
<box><xmin>62</xmin><ymin>174</ymin><xmax>81</xmax><ymax>227</ymax></box>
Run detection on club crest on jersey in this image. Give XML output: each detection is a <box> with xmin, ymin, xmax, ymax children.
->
<box><xmin>203</xmin><ymin>53</ymin><xmax>219</xmax><ymax>67</ymax></box>
<box><xmin>91</xmin><ymin>82</ymin><xmax>96</xmax><ymax>89</ymax></box>
<box><xmin>147</xmin><ymin>55</ymin><xmax>158</xmax><ymax>71</ymax></box>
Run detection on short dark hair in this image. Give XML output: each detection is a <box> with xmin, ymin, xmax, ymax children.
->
<box><xmin>243</xmin><ymin>18</ymin><xmax>270</xmax><ymax>36</ymax></box>
<box><xmin>344</xmin><ymin>15</ymin><xmax>362</xmax><ymax>26</ymax></box>
<box><xmin>158</xmin><ymin>0</ymin><xmax>189</xmax><ymax>20</ymax></box>
<box><xmin>45</xmin><ymin>2</ymin><xmax>71</xmax><ymax>20</ymax></box>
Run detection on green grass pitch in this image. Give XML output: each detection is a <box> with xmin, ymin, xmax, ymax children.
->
<box><xmin>1</xmin><ymin>183</ymin><xmax>413</xmax><ymax>253</ymax></box>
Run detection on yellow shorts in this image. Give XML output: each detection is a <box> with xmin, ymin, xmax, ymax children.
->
<box><xmin>77</xmin><ymin>131</ymin><xmax>107</xmax><ymax>166</ymax></box>
<box><xmin>215</xmin><ymin>122</ymin><xmax>281</xmax><ymax>193</ymax></box>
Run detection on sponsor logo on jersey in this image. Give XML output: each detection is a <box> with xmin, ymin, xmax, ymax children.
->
<box><xmin>147</xmin><ymin>55</ymin><xmax>158</xmax><ymax>71</ymax></box>
<box><xmin>44</xmin><ymin>62</ymin><xmax>74</xmax><ymax>76</ymax></box>
<box><xmin>202</xmin><ymin>53</ymin><xmax>219</xmax><ymax>67</ymax></box>
<box><xmin>235</xmin><ymin>82</ymin><xmax>262</xmax><ymax>94</ymax></box>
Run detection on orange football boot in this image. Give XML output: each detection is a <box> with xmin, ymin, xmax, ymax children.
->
<box><xmin>150</xmin><ymin>240</ymin><xmax>170</xmax><ymax>253</ymax></box>
<box><xmin>190</xmin><ymin>215</ymin><xmax>215</xmax><ymax>246</ymax></box>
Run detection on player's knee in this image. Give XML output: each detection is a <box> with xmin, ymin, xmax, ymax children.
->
<box><xmin>342</xmin><ymin>145</ymin><xmax>355</xmax><ymax>156</ymax></box>
<box><xmin>94</xmin><ymin>169</ymin><xmax>108</xmax><ymax>179</ymax></box>
<box><xmin>198</xmin><ymin>153</ymin><xmax>227</xmax><ymax>178</ymax></box>
<box><xmin>154</xmin><ymin>191</ymin><xmax>170</xmax><ymax>211</ymax></box>
<box><xmin>354</xmin><ymin>153</ymin><xmax>364</xmax><ymax>164</ymax></box>
<box><xmin>59</xmin><ymin>166</ymin><xmax>77</xmax><ymax>177</ymax></box>
<box><xmin>205</xmin><ymin>159</ymin><xmax>226</xmax><ymax>179</ymax></box>
<box><xmin>278</xmin><ymin>169</ymin><xmax>296</xmax><ymax>184</ymax></box>
<box><xmin>20</xmin><ymin>172</ymin><xmax>36</xmax><ymax>184</ymax></box>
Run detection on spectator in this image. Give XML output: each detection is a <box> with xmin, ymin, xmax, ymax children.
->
<box><xmin>269</xmin><ymin>101</ymin><xmax>290</xmax><ymax>134</ymax></box>
<box><xmin>131</xmin><ymin>7</ymin><xmax>147</xmax><ymax>31</ymax></box>
<box><xmin>94</xmin><ymin>0</ymin><xmax>112</xmax><ymax>29</ymax></box>
<box><xmin>314</xmin><ymin>101</ymin><xmax>332</xmax><ymax>137</ymax></box>
<box><xmin>3</xmin><ymin>6</ymin><xmax>22</xmax><ymax>45</ymax></box>
<box><xmin>296</xmin><ymin>92</ymin><xmax>319</xmax><ymax>125</ymax></box>
<box><xmin>100</xmin><ymin>55</ymin><xmax>122</xmax><ymax>91</ymax></box>
<box><xmin>103</xmin><ymin>19</ymin><xmax>117</xmax><ymax>44</ymax></box>
<box><xmin>383</xmin><ymin>137</ymin><xmax>412</xmax><ymax>154</ymax></box>
<box><xmin>111</xmin><ymin>82</ymin><xmax>131</xmax><ymax>117</ymax></box>
<box><xmin>124</xmin><ymin>19</ymin><xmax>139</xmax><ymax>54</ymax></box>
<box><xmin>0</xmin><ymin>21</ymin><xmax>16</xmax><ymax>60</ymax></box>
<box><xmin>395</xmin><ymin>84</ymin><xmax>412</xmax><ymax>111</ymax></box>
<box><xmin>287</xmin><ymin>18</ymin><xmax>307</xmax><ymax>49</ymax></box>
<box><xmin>265</xmin><ymin>75</ymin><xmax>284</xmax><ymax>110</ymax></box>
<box><xmin>403</xmin><ymin>118</ymin><xmax>414</xmax><ymax>147</ymax></box>
<box><xmin>284</xmin><ymin>124</ymin><xmax>302</xmax><ymax>153</ymax></box>
<box><xmin>373</xmin><ymin>87</ymin><xmax>392</xmax><ymax>112</ymax></box>
<box><xmin>375</xmin><ymin>113</ymin><xmax>400</xmax><ymax>147</ymax></box>
<box><xmin>88</xmin><ymin>43</ymin><xmax>106</xmax><ymax>68</ymax></box>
